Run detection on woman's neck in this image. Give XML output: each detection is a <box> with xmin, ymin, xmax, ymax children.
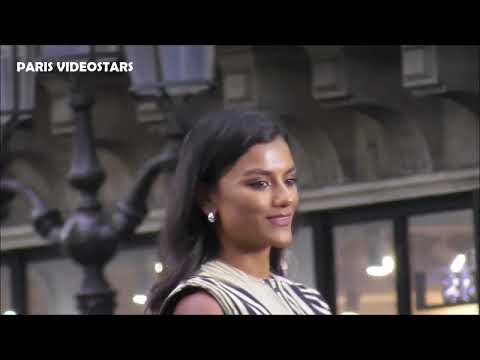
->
<box><xmin>218</xmin><ymin>246</ymin><xmax>271</xmax><ymax>279</ymax></box>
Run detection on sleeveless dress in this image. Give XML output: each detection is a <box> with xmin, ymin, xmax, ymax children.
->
<box><xmin>159</xmin><ymin>260</ymin><xmax>331</xmax><ymax>315</ymax></box>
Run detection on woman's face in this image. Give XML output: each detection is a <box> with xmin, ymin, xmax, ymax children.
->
<box><xmin>208</xmin><ymin>137</ymin><xmax>299</xmax><ymax>252</ymax></box>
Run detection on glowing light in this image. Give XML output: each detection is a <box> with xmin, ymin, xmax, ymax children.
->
<box><xmin>132</xmin><ymin>294</ymin><xmax>147</xmax><ymax>305</ymax></box>
<box><xmin>3</xmin><ymin>310</ymin><xmax>17</xmax><ymax>315</ymax></box>
<box><xmin>341</xmin><ymin>312</ymin><xmax>359</xmax><ymax>315</ymax></box>
<box><xmin>450</xmin><ymin>254</ymin><xmax>466</xmax><ymax>273</ymax></box>
<box><xmin>154</xmin><ymin>262</ymin><xmax>164</xmax><ymax>274</ymax></box>
<box><xmin>445</xmin><ymin>286</ymin><xmax>459</xmax><ymax>298</ymax></box>
<box><xmin>366</xmin><ymin>256</ymin><xmax>395</xmax><ymax>277</ymax></box>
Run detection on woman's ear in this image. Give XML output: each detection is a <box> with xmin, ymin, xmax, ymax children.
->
<box><xmin>196</xmin><ymin>182</ymin><xmax>216</xmax><ymax>215</ymax></box>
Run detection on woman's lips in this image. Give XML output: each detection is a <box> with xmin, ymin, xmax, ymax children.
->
<box><xmin>266</xmin><ymin>215</ymin><xmax>292</xmax><ymax>227</ymax></box>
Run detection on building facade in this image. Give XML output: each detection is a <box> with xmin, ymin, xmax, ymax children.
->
<box><xmin>1</xmin><ymin>45</ymin><xmax>478</xmax><ymax>314</ymax></box>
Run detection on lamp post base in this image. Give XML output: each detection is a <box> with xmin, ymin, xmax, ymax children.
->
<box><xmin>76</xmin><ymin>290</ymin><xmax>117</xmax><ymax>315</ymax></box>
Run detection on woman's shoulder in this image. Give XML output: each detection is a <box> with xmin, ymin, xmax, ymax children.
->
<box><xmin>158</xmin><ymin>271</ymin><xmax>230</xmax><ymax>315</ymax></box>
<box><xmin>172</xmin><ymin>289</ymin><xmax>224</xmax><ymax>315</ymax></box>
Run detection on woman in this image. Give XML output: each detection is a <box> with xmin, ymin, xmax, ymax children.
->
<box><xmin>146</xmin><ymin>109</ymin><xmax>331</xmax><ymax>315</ymax></box>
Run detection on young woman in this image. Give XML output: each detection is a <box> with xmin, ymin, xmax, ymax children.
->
<box><xmin>146</xmin><ymin>110</ymin><xmax>331</xmax><ymax>315</ymax></box>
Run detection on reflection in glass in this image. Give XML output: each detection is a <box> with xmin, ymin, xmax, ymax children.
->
<box><xmin>28</xmin><ymin>258</ymin><xmax>82</xmax><ymax>314</ymax></box>
<box><xmin>409</xmin><ymin>210</ymin><xmax>478</xmax><ymax>315</ymax></box>
<box><xmin>1</xmin><ymin>265</ymin><xmax>12</xmax><ymax>314</ymax></box>
<box><xmin>27</xmin><ymin>245</ymin><xmax>159</xmax><ymax>314</ymax></box>
<box><xmin>285</xmin><ymin>225</ymin><xmax>317</xmax><ymax>289</ymax></box>
<box><xmin>106</xmin><ymin>246</ymin><xmax>158</xmax><ymax>315</ymax></box>
<box><xmin>334</xmin><ymin>220</ymin><xmax>397</xmax><ymax>314</ymax></box>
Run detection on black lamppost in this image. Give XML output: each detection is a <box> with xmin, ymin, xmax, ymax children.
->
<box><xmin>1</xmin><ymin>45</ymin><xmax>216</xmax><ymax>314</ymax></box>
<box><xmin>125</xmin><ymin>45</ymin><xmax>215</xmax><ymax>97</ymax></box>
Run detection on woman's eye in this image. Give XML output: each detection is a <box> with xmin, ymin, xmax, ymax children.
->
<box><xmin>286</xmin><ymin>178</ymin><xmax>298</xmax><ymax>186</ymax></box>
<box><xmin>249</xmin><ymin>180</ymin><xmax>269</xmax><ymax>189</ymax></box>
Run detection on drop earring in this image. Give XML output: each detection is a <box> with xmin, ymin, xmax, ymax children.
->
<box><xmin>207</xmin><ymin>211</ymin><xmax>216</xmax><ymax>223</ymax></box>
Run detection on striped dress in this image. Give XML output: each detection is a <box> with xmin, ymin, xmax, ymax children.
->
<box><xmin>159</xmin><ymin>260</ymin><xmax>331</xmax><ymax>315</ymax></box>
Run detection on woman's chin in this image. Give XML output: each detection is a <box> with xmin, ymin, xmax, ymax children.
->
<box><xmin>269</xmin><ymin>234</ymin><xmax>293</xmax><ymax>248</ymax></box>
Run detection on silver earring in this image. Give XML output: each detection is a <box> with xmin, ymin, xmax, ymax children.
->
<box><xmin>207</xmin><ymin>211</ymin><xmax>216</xmax><ymax>223</ymax></box>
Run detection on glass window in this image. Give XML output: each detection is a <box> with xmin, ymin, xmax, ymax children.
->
<box><xmin>28</xmin><ymin>257</ymin><xmax>83</xmax><ymax>314</ymax></box>
<box><xmin>27</xmin><ymin>245</ymin><xmax>159</xmax><ymax>315</ymax></box>
<box><xmin>409</xmin><ymin>210</ymin><xmax>478</xmax><ymax>315</ymax></box>
<box><xmin>334</xmin><ymin>220</ymin><xmax>397</xmax><ymax>314</ymax></box>
<box><xmin>285</xmin><ymin>224</ymin><xmax>316</xmax><ymax>289</ymax></box>
<box><xmin>106</xmin><ymin>246</ymin><xmax>158</xmax><ymax>315</ymax></box>
<box><xmin>1</xmin><ymin>265</ymin><xmax>13</xmax><ymax>315</ymax></box>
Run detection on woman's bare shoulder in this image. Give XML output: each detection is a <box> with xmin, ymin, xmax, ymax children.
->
<box><xmin>173</xmin><ymin>290</ymin><xmax>224</xmax><ymax>315</ymax></box>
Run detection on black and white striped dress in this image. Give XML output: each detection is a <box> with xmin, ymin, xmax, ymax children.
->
<box><xmin>159</xmin><ymin>260</ymin><xmax>331</xmax><ymax>315</ymax></box>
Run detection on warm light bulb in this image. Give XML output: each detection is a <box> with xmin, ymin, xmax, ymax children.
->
<box><xmin>154</xmin><ymin>262</ymin><xmax>164</xmax><ymax>274</ymax></box>
<box><xmin>366</xmin><ymin>256</ymin><xmax>395</xmax><ymax>277</ymax></box>
<box><xmin>132</xmin><ymin>294</ymin><xmax>147</xmax><ymax>305</ymax></box>
<box><xmin>382</xmin><ymin>256</ymin><xmax>395</xmax><ymax>272</ymax></box>
<box><xmin>450</xmin><ymin>254</ymin><xmax>466</xmax><ymax>273</ymax></box>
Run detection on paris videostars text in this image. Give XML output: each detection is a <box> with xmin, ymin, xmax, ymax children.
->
<box><xmin>16</xmin><ymin>61</ymin><xmax>134</xmax><ymax>73</ymax></box>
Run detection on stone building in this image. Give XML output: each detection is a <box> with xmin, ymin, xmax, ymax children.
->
<box><xmin>1</xmin><ymin>45</ymin><xmax>478</xmax><ymax>314</ymax></box>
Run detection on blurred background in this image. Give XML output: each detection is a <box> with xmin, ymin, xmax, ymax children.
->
<box><xmin>1</xmin><ymin>45</ymin><xmax>478</xmax><ymax>315</ymax></box>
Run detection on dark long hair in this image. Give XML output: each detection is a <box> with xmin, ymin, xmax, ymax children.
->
<box><xmin>146</xmin><ymin>109</ymin><xmax>290</xmax><ymax>314</ymax></box>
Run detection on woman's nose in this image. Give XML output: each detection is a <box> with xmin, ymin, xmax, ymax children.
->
<box><xmin>272</xmin><ymin>183</ymin><xmax>295</xmax><ymax>208</ymax></box>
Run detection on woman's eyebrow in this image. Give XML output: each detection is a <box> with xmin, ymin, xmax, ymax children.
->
<box><xmin>242</xmin><ymin>166</ymin><xmax>296</xmax><ymax>177</ymax></box>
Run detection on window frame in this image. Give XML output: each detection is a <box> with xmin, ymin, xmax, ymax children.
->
<box><xmin>309</xmin><ymin>190</ymin><xmax>479</xmax><ymax>315</ymax></box>
<box><xmin>1</xmin><ymin>232</ymin><xmax>157</xmax><ymax>315</ymax></box>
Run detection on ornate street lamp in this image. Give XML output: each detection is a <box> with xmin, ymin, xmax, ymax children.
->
<box><xmin>1</xmin><ymin>45</ymin><xmax>217</xmax><ymax>314</ymax></box>
<box><xmin>123</xmin><ymin>45</ymin><xmax>218</xmax><ymax>169</ymax></box>
<box><xmin>124</xmin><ymin>45</ymin><xmax>215</xmax><ymax>98</ymax></box>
